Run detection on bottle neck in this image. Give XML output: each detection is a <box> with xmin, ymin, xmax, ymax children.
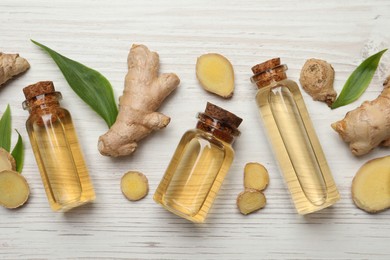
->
<box><xmin>195</xmin><ymin>113</ymin><xmax>240</xmax><ymax>144</ymax></box>
<box><xmin>251</xmin><ymin>64</ymin><xmax>288</xmax><ymax>89</ymax></box>
<box><xmin>23</xmin><ymin>92</ymin><xmax>62</xmax><ymax>114</ymax></box>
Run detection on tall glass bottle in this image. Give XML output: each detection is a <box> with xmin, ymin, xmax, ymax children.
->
<box><xmin>154</xmin><ymin>102</ymin><xmax>242</xmax><ymax>223</ymax></box>
<box><xmin>23</xmin><ymin>81</ymin><xmax>95</xmax><ymax>212</ymax></box>
<box><xmin>250</xmin><ymin>58</ymin><xmax>340</xmax><ymax>214</ymax></box>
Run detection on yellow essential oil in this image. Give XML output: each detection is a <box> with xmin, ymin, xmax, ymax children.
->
<box><xmin>250</xmin><ymin>59</ymin><xmax>340</xmax><ymax>214</ymax></box>
<box><xmin>23</xmin><ymin>81</ymin><xmax>95</xmax><ymax>212</ymax></box>
<box><xmin>154</xmin><ymin>102</ymin><xmax>242</xmax><ymax>223</ymax></box>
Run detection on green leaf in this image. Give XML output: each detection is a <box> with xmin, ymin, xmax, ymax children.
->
<box><xmin>0</xmin><ymin>105</ymin><xmax>12</xmax><ymax>152</ymax></box>
<box><xmin>31</xmin><ymin>39</ymin><xmax>118</xmax><ymax>127</ymax></box>
<box><xmin>11</xmin><ymin>130</ymin><xmax>24</xmax><ymax>173</ymax></box>
<box><xmin>331</xmin><ymin>49</ymin><xmax>387</xmax><ymax>109</ymax></box>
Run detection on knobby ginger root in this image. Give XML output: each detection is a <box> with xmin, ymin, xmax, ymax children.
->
<box><xmin>331</xmin><ymin>76</ymin><xmax>390</xmax><ymax>156</ymax></box>
<box><xmin>299</xmin><ymin>59</ymin><xmax>336</xmax><ymax>106</ymax></box>
<box><xmin>244</xmin><ymin>162</ymin><xmax>269</xmax><ymax>191</ymax></box>
<box><xmin>196</xmin><ymin>53</ymin><xmax>234</xmax><ymax>98</ymax></box>
<box><xmin>0</xmin><ymin>52</ymin><xmax>30</xmax><ymax>86</ymax></box>
<box><xmin>98</xmin><ymin>44</ymin><xmax>180</xmax><ymax>157</ymax></box>
<box><xmin>237</xmin><ymin>189</ymin><xmax>266</xmax><ymax>215</ymax></box>
<box><xmin>0</xmin><ymin>148</ymin><xmax>16</xmax><ymax>172</ymax></box>
<box><xmin>0</xmin><ymin>170</ymin><xmax>30</xmax><ymax>209</ymax></box>
<box><xmin>121</xmin><ymin>171</ymin><xmax>149</xmax><ymax>201</ymax></box>
<box><xmin>352</xmin><ymin>156</ymin><xmax>390</xmax><ymax>213</ymax></box>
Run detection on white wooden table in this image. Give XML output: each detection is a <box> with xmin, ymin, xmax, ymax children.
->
<box><xmin>1</xmin><ymin>0</ymin><xmax>390</xmax><ymax>259</ymax></box>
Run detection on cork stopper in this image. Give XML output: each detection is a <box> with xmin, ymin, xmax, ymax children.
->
<box><xmin>204</xmin><ymin>102</ymin><xmax>242</xmax><ymax>128</ymax></box>
<box><xmin>23</xmin><ymin>81</ymin><xmax>55</xmax><ymax>100</ymax></box>
<box><xmin>250</xmin><ymin>58</ymin><xmax>287</xmax><ymax>88</ymax></box>
<box><xmin>251</xmin><ymin>57</ymin><xmax>281</xmax><ymax>74</ymax></box>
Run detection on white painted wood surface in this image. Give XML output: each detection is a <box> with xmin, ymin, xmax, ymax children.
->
<box><xmin>1</xmin><ymin>0</ymin><xmax>390</xmax><ymax>259</ymax></box>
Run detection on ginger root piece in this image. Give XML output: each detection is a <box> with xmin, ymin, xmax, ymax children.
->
<box><xmin>0</xmin><ymin>52</ymin><xmax>30</xmax><ymax>86</ymax></box>
<box><xmin>196</xmin><ymin>53</ymin><xmax>234</xmax><ymax>98</ymax></box>
<box><xmin>244</xmin><ymin>162</ymin><xmax>269</xmax><ymax>191</ymax></box>
<box><xmin>0</xmin><ymin>170</ymin><xmax>30</xmax><ymax>209</ymax></box>
<box><xmin>299</xmin><ymin>58</ymin><xmax>336</xmax><ymax>106</ymax></box>
<box><xmin>237</xmin><ymin>189</ymin><xmax>266</xmax><ymax>215</ymax></box>
<box><xmin>331</xmin><ymin>76</ymin><xmax>390</xmax><ymax>156</ymax></box>
<box><xmin>121</xmin><ymin>171</ymin><xmax>149</xmax><ymax>201</ymax></box>
<box><xmin>0</xmin><ymin>148</ymin><xmax>16</xmax><ymax>172</ymax></box>
<box><xmin>98</xmin><ymin>44</ymin><xmax>180</xmax><ymax>157</ymax></box>
<box><xmin>352</xmin><ymin>156</ymin><xmax>390</xmax><ymax>213</ymax></box>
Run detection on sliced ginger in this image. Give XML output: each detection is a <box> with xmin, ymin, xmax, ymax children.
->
<box><xmin>0</xmin><ymin>170</ymin><xmax>30</xmax><ymax>209</ymax></box>
<box><xmin>244</xmin><ymin>162</ymin><xmax>269</xmax><ymax>191</ymax></box>
<box><xmin>0</xmin><ymin>148</ymin><xmax>16</xmax><ymax>172</ymax></box>
<box><xmin>121</xmin><ymin>171</ymin><xmax>149</xmax><ymax>201</ymax></box>
<box><xmin>196</xmin><ymin>53</ymin><xmax>234</xmax><ymax>98</ymax></box>
<box><xmin>237</xmin><ymin>189</ymin><xmax>266</xmax><ymax>215</ymax></box>
<box><xmin>237</xmin><ymin>162</ymin><xmax>270</xmax><ymax>215</ymax></box>
<box><xmin>352</xmin><ymin>156</ymin><xmax>390</xmax><ymax>213</ymax></box>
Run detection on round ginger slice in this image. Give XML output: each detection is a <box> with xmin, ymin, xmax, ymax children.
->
<box><xmin>237</xmin><ymin>189</ymin><xmax>266</xmax><ymax>215</ymax></box>
<box><xmin>121</xmin><ymin>171</ymin><xmax>149</xmax><ymax>201</ymax></box>
<box><xmin>244</xmin><ymin>162</ymin><xmax>269</xmax><ymax>191</ymax></box>
<box><xmin>0</xmin><ymin>148</ymin><xmax>16</xmax><ymax>172</ymax></box>
<box><xmin>196</xmin><ymin>53</ymin><xmax>234</xmax><ymax>98</ymax></box>
<box><xmin>0</xmin><ymin>170</ymin><xmax>30</xmax><ymax>209</ymax></box>
<box><xmin>352</xmin><ymin>156</ymin><xmax>390</xmax><ymax>213</ymax></box>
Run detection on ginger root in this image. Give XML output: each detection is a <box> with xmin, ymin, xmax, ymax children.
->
<box><xmin>244</xmin><ymin>162</ymin><xmax>269</xmax><ymax>191</ymax></box>
<box><xmin>0</xmin><ymin>52</ymin><xmax>30</xmax><ymax>86</ymax></box>
<box><xmin>352</xmin><ymin>156</ymin><xmax>390</xmax><ymax>213</ymax></box>
<box><xmin>331</xmin><ymin>76</ymin><xmax>390</xmax><ymax>156</ymax></box>
<box><xmin>0</xmin><ymin>148</ymin><xmax>16</xmax><ymax>172</ymax></box>
<box><xmin>237</xmin><ymin>162</ymin><xmax>269</xmax><ymax>215</ymax></box>
<box><xmin>299</xmin><ymin>58</ymin><xmax>336</xmax><ymax>106</ymax></box>
<box><xmin>196</xmin><ymin>53</ymin><xmax>234</xmax><ymax>98</ymax></box>
<box><xmin>98</xmin><ymin>44</ymin><xmax>180</xmax><ymax>157</ymax></box>
<box><xmin>121</xmin><ymin>171</ymin><xmax>149</xmax><ymax>201</ymax></box>
<box><xmin>0</xmin><ymin>170</ymin><xmax>30</xmax><ymax>209</ymax></box>
<box><xmin>237</xmin><ymin>189</ymin><xmax>266</xmax><ymax>215</ymax></box>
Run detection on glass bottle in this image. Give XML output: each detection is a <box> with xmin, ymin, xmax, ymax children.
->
<box><xmin>154</xmin><ymin>102</ymin><xmax>242</xmax><ymax>223</ymax></box>
<box><xmin>23</xmin><ymin>81</ymin><xmax>95</xmax><ymax>212</ymax></box>
<box><xmin>250</xmin><ymin>58</ymin><xmax>340</xmax><ymax>214</ymax></box>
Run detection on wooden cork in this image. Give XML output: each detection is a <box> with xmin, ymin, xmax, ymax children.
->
<box><xmin>205</xmin><ymin>102</ymin><xmax>242</xmax><ymax>129</ymax></box>
<box><xmin>251</xmin><ymin>58</ymin><xmax>281</xmax><ymax>74</ymax></box>
<box><xmin>23</xmin><ymin>81</ymin><xmax>55</xmax><ymax>100</ymax></box>
<box><xmin>251</xmin><ymin>58</ymin><xmax>287</xmax><ymax>88</ymax></box>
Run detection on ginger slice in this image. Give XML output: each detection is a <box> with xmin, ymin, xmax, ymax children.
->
<box><xmin>237</xmin><ymin>189</ymin><xmax>266</xmax><ymax>215</ymax></box>
<box><xmin>0</xmin><ymin>170</ymin><xmax>30</xmax><ymax>209</ymax></box>
<box><xmin>352</xmin><ymin>156</ymin><xmax>390</xmax><ymax>213</ymax></box>
<box><xmin>196</xmin><ymin>53</ymin><xmax>234</xmax><ymax>98</ymax></box>
<box><xmin>121</xmin><ymin>171</ymin><xmax>149</xmax><ymax>201</ymax></box>
<box><xmin>0</xmin><ymin>148</ymin><xmax>16</xmax><ymax>172</ymax></box>
<box><xmin>244</xmin><ymin>162</ymin><xmax>269</xmax><ymax>191</ymax></box>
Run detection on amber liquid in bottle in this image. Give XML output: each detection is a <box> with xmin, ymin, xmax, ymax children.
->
<box><xmin>154</xmin><ymin>103</ymin><xmax>242</xmax><ymax>223</ymax></box>
<box><xmin>23</xmin><ymin>81</ymin><xmax>95</xmax><ymax>212</ymax></box>
<box><xmin>251</xmin><ymin>59</ymin><xmax>339</xmax><ymax>214</ymax></box>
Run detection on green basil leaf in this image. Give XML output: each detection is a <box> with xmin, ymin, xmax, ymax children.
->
<box><xmin>0</xmin><ymin>105</ymin><xmax>12</xmax><ymax>152</ymax></box>
<box><xmin>11</xmin><ymin>130</ymin><xmax>24</xmax><ymax>173</ymax></box>
<box><xmin>31</xmin><ymin>40</ymin><xmax>118</xmax><ymax>127</ymax></box>
<box><xmin>331</xmin><ymin>49</ymin><xmax>387</xmax><ymax>109</ymax></box>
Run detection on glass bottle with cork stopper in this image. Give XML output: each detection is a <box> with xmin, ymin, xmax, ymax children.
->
<box><xmin>23</xmin><ymin>81</ymin><xmax>95</xmax><ymax>212</ymax></box>
<box><xmin>250</xmin><ymin>58</ymin><xmax>340</xmax><ymax>214</ymax></box>
<box><xmin>154</xmin><ymin>102</ymin><xmax>242</xmax><ymax>223</ymax></box>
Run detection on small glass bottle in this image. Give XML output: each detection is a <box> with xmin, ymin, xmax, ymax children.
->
<box><xmin>154</xmin><ymin>102</ymin><xmax>242</xmax><ymax>223</ymax></box>
<box><xmin>23</xmin><ymin>81</ymin><xmax>95</xmax><ymax>212</ymax></box>
<box><xmin>250</xmin><ymin>58</ymin><xmax>340</xmax><ymax>214</ymax></box>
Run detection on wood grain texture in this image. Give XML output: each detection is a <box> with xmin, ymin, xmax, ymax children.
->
<box><xmin>1</xmin><ymin>0</ymin><xmax>390</xmax><ymax>259</ymax></box>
